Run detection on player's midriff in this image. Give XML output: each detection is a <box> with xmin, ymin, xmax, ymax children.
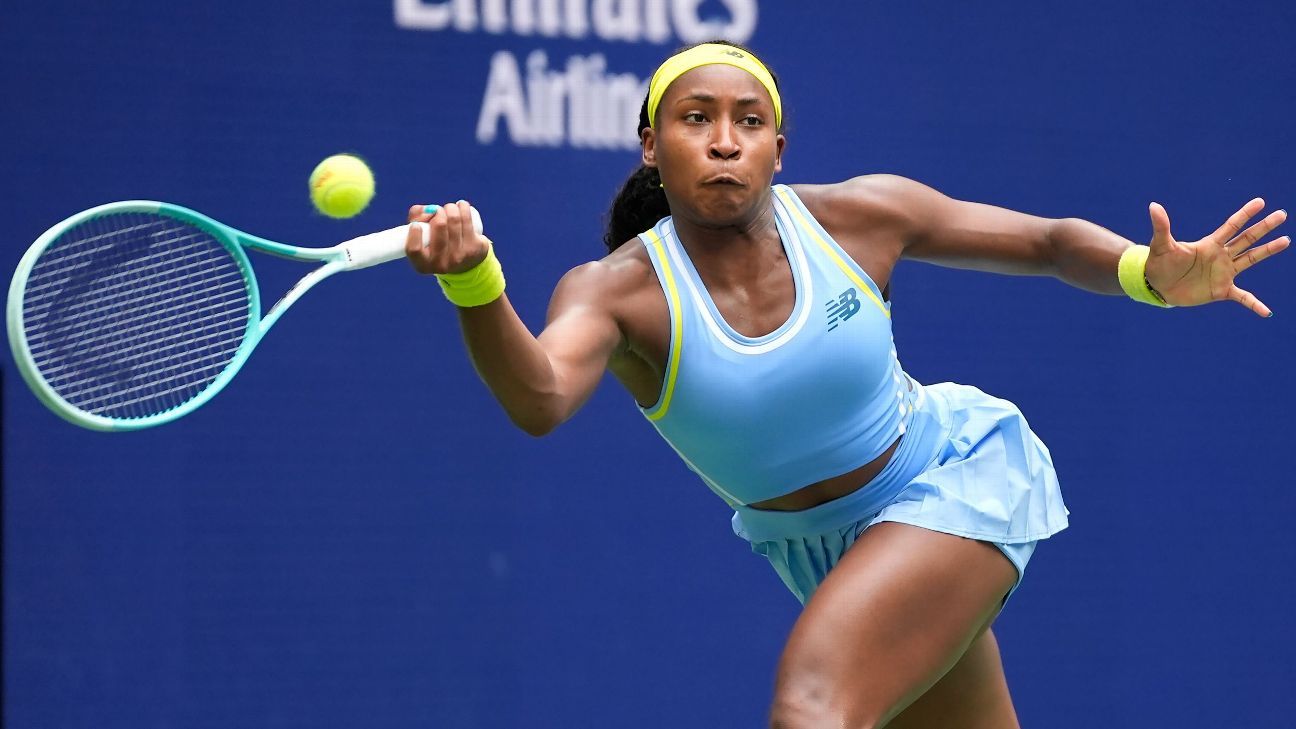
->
<box><xmin>746</xmin><ymin>435</ymin><xmax>903</xmax><ymax>512</ymax></box>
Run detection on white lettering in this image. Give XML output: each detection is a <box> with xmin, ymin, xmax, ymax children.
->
<box><xmin>563</xmin><ymin>0</ymin><xmax>589</xmax><ymax>38</ymax></box>
<box><xmin>395</xmin><ymin>0</ymin><xmax>757</xmax><ymax>44</ymax></box>
<box><xmin>478</xmin><ymin>51</ymin><xmax>647</xmax><ymax>149</ymax></box>
<box><xmin>511</xmin><ymin>0</ymin><xmax>564</xmax><ymax>36</ymax></box>
<box><xmin>477</xmin><ymin>51</ymin><xmax>533</xmax><ymax>144</ymax></box>
<box><xmin>394</xmin><ymin>0</ymin><xmax>453</xmax><ymax>30</ymax></box>
<box><xmin>406</xmin><ymin>0</ymin><xmax>761</xmax><ymax>151</ymax></box>
<box><xmin>643</xmin><ymin>0</ymin><xmax>670</xmax><ymax>43</ymax></box>
<box><xmin>482</xmin><ymin>0</ymin><xmax>508</xmax><ymax>32</ymax></box>
<box><xmin>669</xmin><ymin>0</ymin><xmax>702</xmax><ymax>42</ymax></box>
<box><xmin>592</xmin><ymin>0</ymin><xmax>640</xmax><ymax>42</ymax></box>
<box><xmin>394</xmin><ymin>0</ymin><xmax>479</xmax><ymax>30</ymax></box>
<box><xmin>608</xmin><ymin>71</ymin><xmax>646</xmax><ymax>148</ymax></box>
<box><xmin>567</xmin><ymin>55</ymin><xmax>591</xmax><ymax>147</ymax></box>
<box><xmin>673</xmin><ymin>0</ymin><xmax>757</xmax><ymax>44</ymax></box>
<box><xmin>526</xmin><ymin>51</ymin><xmax>564</xmax><ymax>144</ymax></box>
<box><xmin>715</xmin><ymin>0</ymin><xmax>757</xmax><ymax>44</ymax></box>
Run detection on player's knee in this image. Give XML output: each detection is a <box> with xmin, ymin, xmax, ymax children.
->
<box><xmin>768</xmin><ymin>677</ymin><xmax>883</xmax><ymax>729</ymax></box>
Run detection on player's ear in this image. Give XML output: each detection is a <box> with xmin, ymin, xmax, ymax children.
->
<box><xmin>773</xmin><ymin>133</ymin><xmax>785</xmax><ymax>174</ymax></box>
<box><xmin>641</xmin><ymin>127</ymin><xmax>657</xmax><ymax>168</ymax></box>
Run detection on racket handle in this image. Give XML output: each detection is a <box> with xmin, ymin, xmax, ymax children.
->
<box><xmin>341</xmin><ymin>207</ymin><xmax>484</xmax><ymax>270</ymax></box>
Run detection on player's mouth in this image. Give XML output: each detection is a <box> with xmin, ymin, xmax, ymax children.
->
<box><xmin>702</xmin><ymin>173</ymin><xmax>744</xmax><ymax>186</ymax></box>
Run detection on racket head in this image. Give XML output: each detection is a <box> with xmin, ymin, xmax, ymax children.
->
<box><xmin>7</xmin><ymin>201</ymin><xmax>263</xmax><ymax>431</ymax></box>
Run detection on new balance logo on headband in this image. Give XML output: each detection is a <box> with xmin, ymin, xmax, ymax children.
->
<box><xmin>825</xmin><ymin>288</ymin><xmax>861</xmax><ymax>331</ymax></box>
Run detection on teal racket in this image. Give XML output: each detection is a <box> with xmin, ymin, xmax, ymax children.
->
<box><xmin>7</xmin><ymin>200</ymin><xmax>480</xmax><ymax>431</ymax></box>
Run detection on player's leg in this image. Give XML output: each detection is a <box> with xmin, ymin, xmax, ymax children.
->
<box><xmin>767</xmin><ymin>522</ymin><xmax>1018</xmax><ymax>729</ymax></box>
<box><xmin>886</xmin><ymin>627</ymin><xmax>1019</xmax><ymax>729</ymax></box>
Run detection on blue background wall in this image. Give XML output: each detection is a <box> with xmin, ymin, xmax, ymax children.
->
<box><xmin>3</xmin><ymin>1</ymin><xmax>1294</xmax><ymax>726</ymax></box>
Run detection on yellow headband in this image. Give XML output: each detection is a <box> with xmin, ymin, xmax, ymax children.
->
<box><xmin>647</xmin><ymin>43</ymin><xmax>782</xmax><ymax>130</ymax></box>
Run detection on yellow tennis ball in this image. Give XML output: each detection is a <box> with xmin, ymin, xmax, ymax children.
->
<box><xmin>309</xmin><ymin>154</ymin><xmax>375</xmax><ymax>219</ymax></box>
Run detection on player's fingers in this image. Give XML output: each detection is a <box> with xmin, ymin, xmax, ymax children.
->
<box><xmin>1148</xmin><ymin>202</ymin><xmax>1173</xmax><ymax>252</ymax></box>
<box><xmin>1233</xmin><ymin>236</ymin><xmax>1291</xmax><ymax>274</ymax></box>
<box><xmin>1208</xmin><ymin>198</ymin><xmax>1265</xmax><ymax>245</ymax></box>
<box><xmin>404</xmin><ymin>223</ymin><xmax>426</xmax><ymax>262</ymax></box>
<box><xmin>402</xmin><ymin>210</ymin><xmax>456</xmax><ymax>274</ymax></box>
<box><xmin>454</xmin><ymin>200</ymin><xmax>475</xmax><ymax>242</ymax></box>
<box><xmin>441</xmin><ymin>200</ymin><xmax>463</xmax><ymax>246</ymax></box>
<box><xmin>407</xmin><ymin>204</ymin><xmax>442</xmax><ymax>225</ymax></box>
<box><xmin>1225</xmin><ymin>208</ymin><xmax>1287</xmax><ymax>253</ymax></box>
<box><xmin>418</xmin><ymin>208</ymin><xmax>448</xmax><ymax>261</ymax></box>
<box><xmin>1228</xmin><ymin>284</ymin><xmax>1273</xmax><ymax>317</ymax></box>
<box><xmin>404</xmin><ymin>224</ymin><xmax>438</xmax><ymax>273</ymax></box>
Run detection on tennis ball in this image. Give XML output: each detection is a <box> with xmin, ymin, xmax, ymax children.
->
<box><xmin>309</xmin><ymin>154</ymin><xmax>375</xmax><ymax>219</ymax></box>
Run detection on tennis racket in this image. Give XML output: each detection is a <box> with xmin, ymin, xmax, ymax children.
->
<box><xmin>7</xmin><ymin>200</ymin><xmax>481</xmax><ymax>431</ymax></box>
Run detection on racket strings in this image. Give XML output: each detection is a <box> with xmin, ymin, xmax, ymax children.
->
<box><xmin>28</xmin><ymin>276</ymin><xmax>247</xmax><ymax>356</ymax></box>
<box><xmin>22</xmin><ymin>213</ymin><xmax>252</xmax><ymax>419</ymax></box>
<box><xmin>24</xmin><ymin>238</ymin><xmax>244</xmax><ymax>310</ymax></box>
<box><xmin>38</xmin><ymin>309</ymin><xmax>246</xmax><ymax>385</ymax></box>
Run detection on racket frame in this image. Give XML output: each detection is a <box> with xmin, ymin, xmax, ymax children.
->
<box><xmin>7</xmin><ymin>200</ymin><xmax>415</xmax><ymax>431</ymax></box>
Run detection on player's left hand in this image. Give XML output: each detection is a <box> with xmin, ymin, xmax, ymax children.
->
<box><xmin>1144</xmin><ymin>199</ymin><xmax>1288</xmax><ymax>316</ymax></box>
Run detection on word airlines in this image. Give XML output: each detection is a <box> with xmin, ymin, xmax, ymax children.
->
<box><xmin>395</xmin><ymin>0</ymin><xmax>762</xmax><ymax>148</ymax></box>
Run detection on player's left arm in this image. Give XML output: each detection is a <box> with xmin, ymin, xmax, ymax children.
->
<box><xmin>857</xmin><ymin>175</ymin><xmax>1289</xmax><ymax>316</ymax></box>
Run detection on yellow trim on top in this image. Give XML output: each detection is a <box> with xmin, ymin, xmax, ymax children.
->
<box><xmin>776</xmin><ymin>188</ymin><xmax>890</xmax><ymax>319</ymax></box>
<box><xmin>644</xmin><ymin>229</ymin><xmax>683</xmax><ymax>421</ymax></box>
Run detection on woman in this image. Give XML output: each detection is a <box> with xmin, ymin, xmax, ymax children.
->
<box><xmin>404</xmin><ymin>42</ymin><xmax>1287</xmax><ymax>728</ymax></box>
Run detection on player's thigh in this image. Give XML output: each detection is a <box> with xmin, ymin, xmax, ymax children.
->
<box><xmin>770</xmin><ymin>522</ymin><xmax>1018</xmax><ymax>729</ymax></box>
<box><xmin>887</xmin><ymin>628</ymin><xmax>1020</xmax><ymax>729</ymax></box>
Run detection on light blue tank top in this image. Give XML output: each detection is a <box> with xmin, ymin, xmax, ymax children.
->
<box><xmin>637</xmin><ymin>184</ymin><xmax>922</xmax><ymax>507</ymax></box>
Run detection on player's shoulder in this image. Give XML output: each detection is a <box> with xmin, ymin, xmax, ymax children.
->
<box><xmin>552</xmin><ymin>238</ymin><xmax>655</xmax><ymax>303</ymax></box>
<box><xmin>790</xmin><ymin>174</ymin><xmax>938</xmax><ymax>228</ymax></box>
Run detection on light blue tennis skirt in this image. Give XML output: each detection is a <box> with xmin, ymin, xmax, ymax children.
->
<box><xmin>731</xmin><ymin>382</ymin><xmax>1069</xmax><ymax>605</ymax></box>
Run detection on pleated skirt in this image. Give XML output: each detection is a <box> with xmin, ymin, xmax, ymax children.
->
<box><xmin>731</xmin><ymin>382</ymin><xmax>1070</xmax><ymax>605</ymax></box>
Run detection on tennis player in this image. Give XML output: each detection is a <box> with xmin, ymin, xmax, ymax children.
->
<box><xmin>405</xmin><ymin>42</ymin><xmax>1287</xmax><ymax>728</ymax></box>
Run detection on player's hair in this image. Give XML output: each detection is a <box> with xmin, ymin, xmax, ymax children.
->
<box><xmin>602</xmin><ymin>40</ymin><xmax>783</xmax><ymax>252</ymax></box>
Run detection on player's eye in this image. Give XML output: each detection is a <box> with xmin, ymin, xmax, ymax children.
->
<box><xmin>683</xmin><ymin>112</ymin><xmax>707</xmax><ymax>123</ymax></box>
<box><xmin>739</xmin><ymin>115</ymin><xmax>763</xmax><ymax>126</ymax></box>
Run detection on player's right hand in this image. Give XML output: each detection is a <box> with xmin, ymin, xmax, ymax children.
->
<box><xmin>404</xmin><ymin>200</ymin><xmax>491</xmax><ymax>275</ymax></box>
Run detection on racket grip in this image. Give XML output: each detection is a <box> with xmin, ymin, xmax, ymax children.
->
<box><xmin>341</xmin><ymin>207</ymin><xmax>484</xmax><ymax>270</ymax></box>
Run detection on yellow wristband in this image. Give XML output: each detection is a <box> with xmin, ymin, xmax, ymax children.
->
<box><xmin>435</xmin><ymin>244</ymin><xmax>505</xmax><ymax>307</ymax></box>
<box><xmin>1117</xmin><ymin>245</ymin><xmax>1171</xmax><ymax>308</ymax></box>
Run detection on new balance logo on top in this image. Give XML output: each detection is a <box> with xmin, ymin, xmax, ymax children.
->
<box><xmin>825</xmin><ymin>288</ymin><xmax>861</xmax><ymax>331</ymax></box>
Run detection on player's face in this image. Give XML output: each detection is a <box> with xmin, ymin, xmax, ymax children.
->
<box><xmin>643</xmin><ymin>65</ymin><xmax>785</xmax><ymax>227</ymax></box>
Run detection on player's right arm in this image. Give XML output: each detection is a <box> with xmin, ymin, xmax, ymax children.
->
<box><xmin>405</xmin><ymin>201</ymin><xmax>623</xmax><ymax>436</ymax></box>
